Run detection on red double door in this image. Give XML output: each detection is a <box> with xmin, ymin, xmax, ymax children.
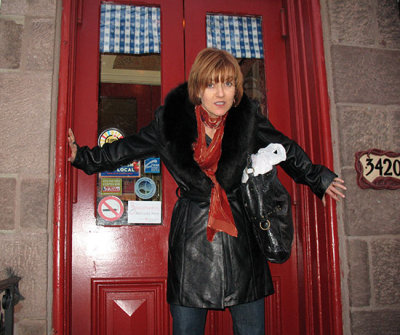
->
<box><xmin>71</xmin><ymin>0</ymin><xmax>299</xmax><ymax>334</ymax></box>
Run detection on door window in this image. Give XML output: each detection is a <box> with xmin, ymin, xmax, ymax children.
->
<box><xmin>206</xmin><ymin>14</ymin><xmax>267</xmax><ymax>114</ymax></box>
<box><xmin>100</xmin><ymin>4</ymin><xmax>161</xmax><ymax>55</ymax></box>
<box><xmin>97</xmin><ymin>3</ymin><xmax>162</xmax><ymax>226</ymax></box>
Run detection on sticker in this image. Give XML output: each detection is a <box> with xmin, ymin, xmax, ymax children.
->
<box><xmin>123</xmin><ymin>179</ymin><xmax>136</xmax><ymax>194</ymax></box>
<box><xmin>98</xmin><ymin>196</ymin><xmax>124</xmax><ymax>221</ymax></box>
<box><xmin>101</xmin><ymin>178</ymin><xmax>122</xmax><ymax>195</ymax></box>
<box><xmin>144</xmin><ymin>157</ymin><xmax>161</xmax><ymax>174</ymax></box>
<box><xmin>134</xmin><ymin>177</ymin><xmax>157</xmax><ymax>200</ymax></box>
<box><xmin>98</xmin><ymin>128</ymin><xmax>124</xmax><ymax>147</ymax></box>
<box><xmin>128</xmin><ymin>201</ymin><xmax>162</xmax><ymax>224</ymax></box>
<box><xmin>100</xmin><ymin>161</ymin><xmax>141</xmax><ymax>178</ymax></box>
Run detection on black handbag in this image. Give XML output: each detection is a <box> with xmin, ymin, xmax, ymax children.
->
<box><xmin>241</xmin><ymin>157</ymin><xmax>293</xmax><ymax>263</ymax></box>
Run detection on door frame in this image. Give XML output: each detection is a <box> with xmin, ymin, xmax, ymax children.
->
<box><xmin>53</xmin><ymin>1</ymin><xmax>343</xmax><ymax>334</ymax></box>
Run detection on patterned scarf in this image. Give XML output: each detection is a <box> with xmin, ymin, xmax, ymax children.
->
<box><xmin>193</xmin><ymin>105</ymin><xmax>238</xmax><ymax>241</ymax></box>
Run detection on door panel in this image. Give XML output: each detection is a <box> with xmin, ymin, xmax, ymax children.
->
<box><xmin>71</xmin><ymin>0</ymin><xmax>300</xmax><ymax>334</ymax></box>
<box><xmin>71</xmin><ymin>1</ymin><xmax>183</xmax><ymax>334</ymax></box>
<box><xmin>184</xmin><ymin>1</ymin><xmax>299</xmax><ymax>334</ymax></box>
<box><xmin>92</xmin><ymin>278</ymin><xmax>167</xmax><ymax>334</ymax></box>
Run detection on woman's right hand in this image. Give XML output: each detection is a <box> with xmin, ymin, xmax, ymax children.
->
<box><xmin>68</xmin><ymin>128</ymin><xmax>78</xmax><ymax>163</ymax></box>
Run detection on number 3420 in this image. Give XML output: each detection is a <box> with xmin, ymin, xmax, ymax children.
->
<box><xmin>365</xmin><ymin>157</ymin><xmax>400</xmax><ymax>177</ymax></box>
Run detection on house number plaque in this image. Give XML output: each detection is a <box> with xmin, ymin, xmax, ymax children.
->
<box><xmin>355</xmin><ymin>149</ymin><xmax>400</xmax><ymax>190</ymax></box>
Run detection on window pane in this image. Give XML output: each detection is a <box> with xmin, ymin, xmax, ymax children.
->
<box><xmin>206</xmin><ymin>14</ymin><xmax>267</xmax><ymax>115</ymax></box>
<box><xmin>97</xmin><ymin>4</ymin><xmax>162</xmax><ymax>226</ymax></box>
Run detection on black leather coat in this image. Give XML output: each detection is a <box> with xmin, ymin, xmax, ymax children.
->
<box><xmin>72</xmin><ymin>83</ymin><xmax>337</xmax><ymax>309</ymax></box>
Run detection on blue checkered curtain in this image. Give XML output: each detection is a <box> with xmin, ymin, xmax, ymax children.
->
<box><xmin>100</xmin><ymin>4</ymin><xmax>161</xmax><ymax>54</ymax></box>
<box><xmin>206</xmin><ymin>15</ymin><xmax>264</xmax><ymax>59</ymax></box>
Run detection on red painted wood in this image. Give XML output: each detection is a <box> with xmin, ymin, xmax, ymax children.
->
<box><xmin>70</xmin><ymin>1</ymin><xmax>183</xmax><ymax>334</ymax></box>
<box><xmin>309</xmin><ymin>1</ymin><xmax>343</xmax><ymax>333</ymax></box>
<box><xmin>53</xmin><ymin>0</ymin><xmax>77</xmax><ymax>333</ymax></box>
<box><xmin>184</xmin><ymin>1</ymin><xmax>300</xmax><ymax>334</ymax></box>
<box><xmin>284</xmin><ymin>0</ymin><xmax>343</xmax><ymax>334</ymax></box>
<box><xmin>54</xmin><ymin>0</ymin><xmax>343</xmax><ymax>334</ymax></box>
<box><xmin>92</xmin><ymin>278</ymin><xmax>168</xmax><ymax>335</ymax></box>
<box><xmin>265</xmin><ymin>278</ymin><xmax>283</xmax><ymax>335</ymax></box>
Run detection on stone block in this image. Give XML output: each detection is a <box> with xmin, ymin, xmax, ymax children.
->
<box><xmin>371</xmin><ymin>239</ymin><xmax>400</xmax><ymax>305</ymax></box>
<box><xmin>0</xmin><ymin>0</ymin><xmax>56</xmax><ymax>17</ymax></box>
<box><xmin>20</xmin><ymin>178</ymin><xmax>48</xmax><ymax>229</ymax></box>
<box><xmin>0</xmin><ymin>72</ymin><xmax>51</xmax><ymax>174</ymax></box>
<box><xmin>342</xmin><ymin>169</ymin><xmax>400</xmax><ymax>236</ymax></box>
<box><xmin>337</xmin><ymin>106</ymin><xmax>399</xmax><ymax>166</ymax></box>
<box><xmin>331</xmin><ymin>45</ymin><xmax>400</xmax><ymax>105</ymax></box>
<box><xmin>0</xmin><ymin>178</ymin><xmax>16</xmax><ymax>230</ymax></box>
<box><xmin>377</xmin><ymin>0</ymin><xmax>400</xmax><ymax>48</ymax></box>
<box><xmin>351</xmin><ymin>309</ymin><xmax>400</xmax><ymax>335</ymax></box>
<box><xmin>329</xmin><ymin>0</ymin><xmax>375</xmax><ymax>45</ymax></box>
<box><xmin>0</xmin><ymin>17</ymin><xmax>23</xmax><ymax>69</ymax></box>
<box><xmin>22</xmin><ymin>18</ymin><xmax>55</xmax><ymax>71</ymax></box>
<box><xmin>0</xmin><ymin>233</ymin><xmax>47</xmax><ymax>319</ymax></box>
<box><xmin>16</xmin><ymin>319</ymin><xmax>46</xmax><ymax>335</ymax></box>
<box><xmin>347</xmin><ymin>239</ymin><xmax>370</xmax><ymax>307</ymax></box>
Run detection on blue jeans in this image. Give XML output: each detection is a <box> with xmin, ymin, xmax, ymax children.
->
<box><xmin>170</xmin><ymin>298</ymin><xmax>265</xmax><ymax>335</ymax></box>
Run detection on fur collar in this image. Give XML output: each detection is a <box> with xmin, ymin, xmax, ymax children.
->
<box><xmin>162</xmin><ymin>83</ymin><xmax>257</xmax><ymax>192</ymax></box>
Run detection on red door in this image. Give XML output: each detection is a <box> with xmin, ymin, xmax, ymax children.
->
<box><xmin>71</xmin><ymin>0</ymin><xmax>299</xmax><ymax>334</ymax></box>
<box><xmin>71</xmin><ymin>1</ymin><xmax>183</xmax><ymax>334</ymax></box>
<box><xmin>184</xmin><ymin>2</ymin><xmax>299</xmax><ymax>334</ymax></box>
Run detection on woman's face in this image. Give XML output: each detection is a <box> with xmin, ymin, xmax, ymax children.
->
<box><xmin>199</xmin><ymin>75</ymin><xmax>236</xmax><ymax>118</ymax></box>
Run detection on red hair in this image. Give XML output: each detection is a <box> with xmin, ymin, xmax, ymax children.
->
<box><xmin>188</xmin><ymin>48</ymin><xmax>243</xmax><ymax>107</ymax></box>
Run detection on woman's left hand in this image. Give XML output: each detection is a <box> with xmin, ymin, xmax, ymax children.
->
<box><xmin>68</xmin><ymin>128</ymin><xmax>78</xmax><ymax>163</ymax></box>
<box><xmin>322</xmin><ymin>177</ymin><xmax>346</xmax><ymax>206</ymax></box>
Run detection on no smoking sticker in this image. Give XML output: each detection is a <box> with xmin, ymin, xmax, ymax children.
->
<box><xmin>98</xmin><ymin>196</ymin><xmax>124</xmax><ymax>222</ymax></box>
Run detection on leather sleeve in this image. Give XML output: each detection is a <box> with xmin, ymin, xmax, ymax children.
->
<box><xmin>255</xmin><ymin>112</ymin><xmax>337</xmax><ymax>199</ymax></box>
<box><xmin>72</xmin><ymin>107</ymin><xmax>161</xmax><ymax>175</ymax></box>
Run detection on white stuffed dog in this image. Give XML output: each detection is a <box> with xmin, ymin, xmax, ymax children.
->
<box><xmin>242</xmin><ymin>143</ymin><xmax>287</xmax><ymax>183</ymax></box>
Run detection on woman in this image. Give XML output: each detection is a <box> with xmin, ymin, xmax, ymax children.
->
<box><xmin>68</xmin><ymin>48</ymin><xmax>345</xmax><ymax>334</ymax></box>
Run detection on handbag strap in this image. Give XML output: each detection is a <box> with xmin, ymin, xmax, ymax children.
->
<box><xmin>246</xmin><ymin>154</ymin><xmax>254</xmax><ymax>175</ymax></box>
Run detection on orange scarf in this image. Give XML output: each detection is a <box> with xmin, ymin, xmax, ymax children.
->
<box><xmin>193</xmin><ymin>105</ymin><xmax>238</xmax><ymax>241</ymax></box>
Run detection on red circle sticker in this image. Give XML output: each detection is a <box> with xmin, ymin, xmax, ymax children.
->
<box><xmin>98</xmin><ymin>196</ymin><xmax>124</xmax><ymax>221</ymax></box>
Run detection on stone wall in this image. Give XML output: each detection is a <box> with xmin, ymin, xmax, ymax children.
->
<box><xmin>321</xmin><ymin>0</ymin><xmax>400</xmax><ymax>334</ymax></box>
<box><xmin>0</xmin><ymin>0</ymin><xmax>58</xmax><ymax>334</ymax></box>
